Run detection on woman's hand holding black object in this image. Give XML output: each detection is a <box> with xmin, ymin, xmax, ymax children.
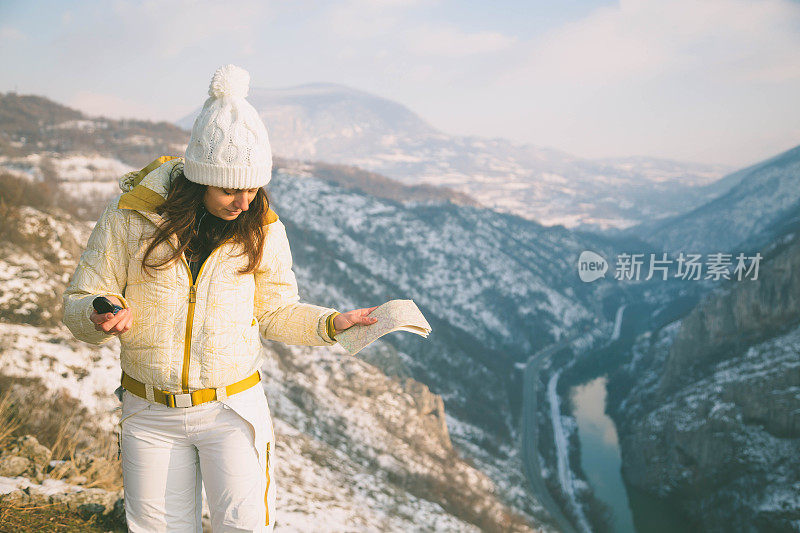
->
<box><xmin>332</xmin><ymin>306</ymin><xmax>379</xmax><ymax>335</ymax></box>
<box><xmin>90</xmin><ymin>296</ymin><xmax>133</xmax><ymax>335</ymax></box>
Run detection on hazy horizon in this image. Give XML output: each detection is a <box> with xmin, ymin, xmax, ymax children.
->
<box><xmin>2</xmin><ymin>0</ymin><xmax>799</xmax><ymax>169</ymax></box>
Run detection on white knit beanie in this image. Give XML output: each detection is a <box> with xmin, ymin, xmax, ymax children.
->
<box><xmin>184</xmin><ymin>64</ymin><xmax>272</xmax><ymax>189</ymax></box>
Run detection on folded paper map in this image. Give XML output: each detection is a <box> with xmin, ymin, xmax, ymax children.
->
<box><xmin>334</xmin><ymin>299</ymin><xmax>432</xmax><ymax>355</ymax></box>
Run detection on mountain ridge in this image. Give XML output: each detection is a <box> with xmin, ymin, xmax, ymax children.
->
<box><xmin>623</xmin><ymin>143</ymin><xmax>800</xmax><ymax>255</ymax></box>
<box><xmin>175</xmin><ymin>83</ymin><xmax>734</xmax><ymax>231</ymax></box>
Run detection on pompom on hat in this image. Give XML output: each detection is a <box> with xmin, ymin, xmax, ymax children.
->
<box><xmin>184</xmin><ymin>64</ymin><xmax>273</xmax><ymax>189</ymax></box>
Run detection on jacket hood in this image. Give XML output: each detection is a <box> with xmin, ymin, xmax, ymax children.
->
<box><xmin>118</xmin><ymin>156</ymin><xmax>180</xmax><ymax>212</ymax></box>
<box><xmin>117</xmin><ymin>156</ymin><xmax>277</xmax><ymax>224</ymax></box>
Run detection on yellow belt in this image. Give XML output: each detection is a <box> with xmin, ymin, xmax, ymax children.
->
<box><xmin>121</xmin><ymin>371</ymin><xmax>261</xmax><ymax>408</ymax></box>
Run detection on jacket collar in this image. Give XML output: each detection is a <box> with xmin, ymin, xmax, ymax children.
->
<box><xmin>117</xmin><ymin>156</ymin><xmax>278</xmax><ymax>224</ymax></box>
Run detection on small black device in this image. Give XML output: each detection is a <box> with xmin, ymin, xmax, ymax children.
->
<box><xmin>93</xmin><ymin>296</ymin><xmax>123</xmax><ymax>315</ymax></box>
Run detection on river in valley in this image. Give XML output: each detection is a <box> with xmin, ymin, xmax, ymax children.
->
<box><xmin>570</xmin><ymin>376</ymin><xmax>689</xmax><ymax>533</ymax></box>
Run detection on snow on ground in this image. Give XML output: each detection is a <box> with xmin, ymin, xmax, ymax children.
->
<box><xmin>444</xmin><ymin>411</ymin><xmax>546</xmax><ymax>521</ymax></box>
<box><xmin>0</xmin><ymin>153</ymin><xmax>133</xmax><ymax>198</ymax></box>
<box><xmin>0</xmin><ymin>323</ymin><xmax>122</xmax><ymax>429</ymax></box>
<box><xmin>45</xmin><ymin>119</ymin><xmax>109</xmax><ymax>133</ymax></box>
<box><xmin>0</xmin><ymin>170</ymin><xmax>543</xmax><ymax>531</ymax></box>
<box><xmin>0</xmin><ymin>154</ymin><xmax>45</xmax><ymax>181</ymax></box>
<box><xmin>49</xmin><ymin>154</ymin><xmax>134</xmax><ymax>182</ymax></box>
<box><xmin>0</xmin><ymin>476</ymin><xmax>86</xmax><ymax>496</ymax></box>
<box><xmin>272</xmin><ymin>418</ymin><xmax>481</xmax><ymax>532</ymax></box>
<box><xmin>0</xmin><ymin>323</ymin><xmax>487</xmax><ymax>531</ymax></box>
<box><xmin>611</xmin><ymin>304</ymin><xmax>627</xmax><ymax>341</ymax></box>
<box><xmin>547</xmin><ymin>370</ymin><xmax>592</xmax><ymax>533</ymax></box>
<box><xmin>260</xmin><ymin>341</ymin><xmax>538</xmax><ymax>531</ymax></box>
<box><xmin>0</xmin><ymin>206</ymin><xmax>91</xmax><ymax>327</ymax></box>
<box><xmin>0</xmin><ymin>321</ymin><xmax>525</xmax><ymax>531</ymax></box>
<box><xmin>62</xmin><ymin>180</ymin><xmax>120</xmax><ymax>199</ymax></box>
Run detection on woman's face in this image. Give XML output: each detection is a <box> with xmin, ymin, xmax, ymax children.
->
<box><xmin>203</xmin><ymin>186</ymin><xmax>260</xmax><ymax>220</ymax></box>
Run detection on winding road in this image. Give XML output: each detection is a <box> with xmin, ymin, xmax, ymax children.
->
<box><xmin>518</xmin><ymin>336</ymin><xmax>579</xmax><ymax>533</ymax></box>
<box><xmin>519</xmin><ymin>307</ymin><xmax>626</xmax><ymax>532</ymax></box>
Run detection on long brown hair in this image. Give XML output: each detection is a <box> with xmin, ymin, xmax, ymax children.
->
<box><xmin>141</xmin><ymin>162</ymin><xmax>270</xmax><ymax>276</ymax></box>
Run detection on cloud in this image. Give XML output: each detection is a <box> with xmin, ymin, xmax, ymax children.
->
<box><xmin>341</xmin><ymin>0</ymin><xmax>431</xmax><ymax>8</ymax></box>
<box><xmin>52</xmin><ymin>0</ymin><xmax>269</xmax><ymax>62</ymax></box>
<box><xmin>456</xmin><ymin>0</ymin><xmax>800</xmax><ymax>165</ymax></box>
<box><xmin>0</xmin><ymin>26</ymin><xmax>26</xmax><ymax>43</ymax></box>
<box><xmin>298</xmin><ymin>0</ymin><xmax>517</xmax><ymax>96</ymax></box>
<box><xmin>497</xmin><ymin>0</ymin><xmax>800</xmax><ymax>87</ymax></box>
<box><xmin>322</xmin><ymin>2</ymin><xmax>405</xmax><ymax>41</ymax></box>
<box><xmin>320</xmin><ymin>0</ymin><xmax>512</xmax><ymax>57</ymax></box>
<box><xmin>404</xmin><ymin>25</ymin><xmax>516</xmax><ymax>57</ymax></box>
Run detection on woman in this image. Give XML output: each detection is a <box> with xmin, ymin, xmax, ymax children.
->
<box><xmin>62</xmin><ymin>64</ymin><xmax>378</xmax><ymax>532</ymax></box>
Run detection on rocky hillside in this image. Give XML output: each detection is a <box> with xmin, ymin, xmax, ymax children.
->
<box><xmin>0</xmin><ymin>92</ymin><xmax>187</xmax><ymax>167</ymax></box>
<box><xmin>0</xmin><ymin>367</ymin><xmax>130</xmax><ymax>531</ymax></box>
<box><xmin>260</xmin><ymin>341</ymin><xmax>538</xmax><ymax>531</ymax></box>
<box><xmin>0</xmin><ymin>171</ymin><xmax>551</xmax><ymax>531</ymax></box>
<box><xmin>606</xmin><ymin>227</ymin><xmax>800</xmax><ymax>531</ymax></box>
<box><xmin>0</xmin><ymin>415</ymin><xmax>125</xmax><ymax>531</ymax></box>
<box><xmin>263</xmin><ymin>166</ymin><xmax>647</xmax><ymax>444</ymax></box>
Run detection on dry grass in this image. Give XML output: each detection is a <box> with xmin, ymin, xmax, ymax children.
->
<box><xmin>0</xmin><ymin>499</ymin><xmax>123</xmax><ymax>533</ymax></box>
<box><xmin>0</xmin><ymin>374</ymin><xmax>122</xmax><ymax>491</ymax></box>
<box><xmin>0</xmin><ymin>389</ymin><xmax>22</xmax><ymax>448</ymax></box>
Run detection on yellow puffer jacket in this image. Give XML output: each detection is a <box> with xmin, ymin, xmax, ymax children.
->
<box><xmin>62</xmin><ymin>156</ymin><xmax>339</xmax><ymax>393</ymax></box>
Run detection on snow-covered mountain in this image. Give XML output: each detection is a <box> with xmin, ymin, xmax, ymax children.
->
<box><xmin>176</xmin><ymin>82</ymin><xmax>733</xmax><ymax>232</ymax></box>
<box><xmin>6</xmin><ymin>89</ymin><xmax>794</xmax><ymax>532</ymax></box>
<box><xmin>0</xmin><ymin>174</ymin><xmax>546</xmax><ymax>531</ymax></box>
<box><xmin>540</xmin><ymin>144</ymin><xmax>800</xmax><ymax>531</ymax></box>
<box><xmin>624</xmin><ymin>144</ymin><xmax>800</xmax><ymax>255</ymax></box>
<box><xmin>2</xmin><ymin>133</ymin><xmax>668</xmax><ymax>531</ymax></box>
<box><xmin>606</xmin><ymin>224</ymin><xmax>800</xmax><ymax>531</ymax></box>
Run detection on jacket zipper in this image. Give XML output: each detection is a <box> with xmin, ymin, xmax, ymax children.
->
<box><xmin>135</xmin><ymin>206</ymin><xmax>238</xmax><ymax>393</ymax></box>
<box><xmin>178</xmin><ymin>246</ymin><xmax>223</xmax><ymax>393</ymax></box>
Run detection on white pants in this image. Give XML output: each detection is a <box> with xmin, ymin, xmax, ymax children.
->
<box><xmin>119</xmin><ymin>384</ymin><xmax>276</xmax><ymax>532</ymax></box>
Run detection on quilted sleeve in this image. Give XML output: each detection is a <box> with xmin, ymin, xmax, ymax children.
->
<box><xmin>62</xmin><ymin>196</ymin><xmax>131</xmax><ymax>345</ymax></box>
<box><xmin>254</xmin><ymin>218</ymin><xmax>339</xmax><ymax>346</ymax></box>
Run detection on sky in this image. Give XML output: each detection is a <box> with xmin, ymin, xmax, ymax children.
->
<box><xmin>1</xmin><ymin>0</ymin><xmax>799</xmax><ymax>168</ymax></box>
